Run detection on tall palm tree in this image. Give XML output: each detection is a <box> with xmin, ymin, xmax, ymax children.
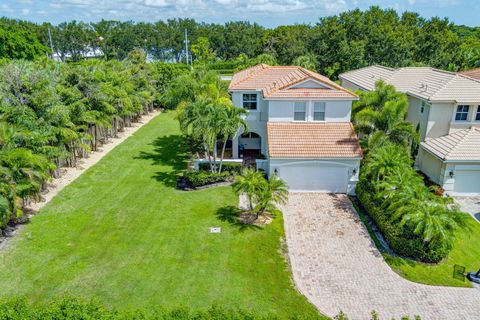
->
<box><xmin>218</xmin><ymin>105</ymin><xmax>247</xmax><ymax>173</ymax></box>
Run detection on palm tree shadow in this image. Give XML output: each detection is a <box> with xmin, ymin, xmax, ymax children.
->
<box><xmin>215</xmin><ymin>205</ymin><xmax>262</xmax><ymax>232</ymax></box>
<box><xmin>135</xmin><ymin>134</ymin><xmax>189</xmax><ymax>187</ymax></box>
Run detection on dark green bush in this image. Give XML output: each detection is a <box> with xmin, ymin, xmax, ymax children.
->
<box><xmin>0</xmin><ymin>297</ymin><xmax>309</xmax><ymax>319</ymax></box>
<box><xmin>356</xmin><ymin>180</ymin><xmax>449</xmax><ymax>263</ymax></box>
<box><xmin>198</xmin><ymin>162</ymin><xmax>243</xmax><ymax>173</ymax></box>
<box><xmin>184</xmin><ymin>170</ymin><xmax>233</xmax><ymax>187</ymax></box>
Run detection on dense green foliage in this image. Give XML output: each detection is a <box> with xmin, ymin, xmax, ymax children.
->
<box><xmin>357</xmin><ymin>143</ymin><xmax>462</xmax><ymax>262</ymax></box>
<box><xmin>2</xmin><ymin>7</ymin><xmax>479</xmax><ymax>75</ymax></box>
<box><xmin>0</xmin><ymin>298</ymin><xmax>313</xmax><ymax>319</ymax></box>
<box><xmin>354</xmin><ymin>83</ymin><xmax>462</xmax><ymax>263</ymax></box>
<box><xmin>0</xmin><ymin>18</ymin><xmax>49</xmax><ymax>60</ymax></box>
<box><xmin>353</xmin><ymin>80</ymin><xmax>418</xmax><ymax>154</ymax></box>
<box><xmin>183</xmin><ymin>170</ymin><xmax>234</xmax><ymax>187</ymax></box>
<box><xmin>0</xmin><ymin>52</ymin><xmax>187</xmax><ymax>229</ymax></box>
<box><xmin>0</xmin><ymin>112</ymin><xmax>322</xmax><ymax>319</ymax></box>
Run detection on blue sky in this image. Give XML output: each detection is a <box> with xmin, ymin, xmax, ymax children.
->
<box><xmin>0</xmin><ymin>0</ymin><xmax>478</xmax><ymax>27</ymax></box>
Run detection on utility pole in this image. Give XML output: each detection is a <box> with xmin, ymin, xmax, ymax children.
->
<box><xmin>184</xmin><ymin>28</ymin><xmax>190</xmax><ymax>65</ymax></box>
<box><xmin>47</xmin><ymin>27</ymin><xmax>55</xmax><ymax>59</ymax></box>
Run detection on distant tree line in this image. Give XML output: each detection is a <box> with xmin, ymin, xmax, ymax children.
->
<box><xmin>1</xmin><ymin>6</ymin><xmax>479</xmax><ymax>77</ymax></box>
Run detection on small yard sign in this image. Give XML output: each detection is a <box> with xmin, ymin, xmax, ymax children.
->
<box><xmin>209</xmin><ymin>227</ymin><xmax>221</xmax><ymax>233</ymax></box>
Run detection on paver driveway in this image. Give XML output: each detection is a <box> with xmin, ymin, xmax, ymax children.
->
<box><xmin>281</xmin><ymin>193</ymin><xmax>480</xmax><ymax>320</ymax></box>
<box><xmin>454</xmin><ymin>196</ymin><xmax>480</xmax><ymax>222</ymax></box>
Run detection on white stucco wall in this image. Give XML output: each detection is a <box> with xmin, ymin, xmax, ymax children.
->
<box><xmin>417</xmin><ymin>148</ymin><xmax>444</xmax><ymax>184</ymax></box>
<box><xmin>425</xmin><ymin>102</ymin><xmax>454</xmax><ymax>139</ymax></box>
<box><xmin>407</xmin><ymin>96</ymin><xmax>430</xmax><ymax>142</ymax></box>
<box><xmin>231</xmin><ymin>91</ymin><xmax>269</xmax><ymax>158</ymax></box>
<box><xmin>268</xmin><ymin>100</ymin><xmax>352</xmax><ymax>122</ymax></box>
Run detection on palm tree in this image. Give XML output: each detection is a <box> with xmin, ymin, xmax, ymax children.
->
<box><xmin>232</xmin><ymin>168</ymin><xmax>266</xmax><ymax>213</ymax></box>
<box><xmin>354</xmin><ymin>80</ymin><xmax>418</xmax><ymax>152</ymax></box>
<box><xmin>393</xmin><ymin>201</ymin><xmax>460</xmax><ymax>248</ymax></box>
<box><xmin>361</xmin><ymin>143</ymin><xmax>412</xmax><ymax>187</ymax></box>
<box><xmin>218</xmin><ymin>105</ymin><xmax>247</xmax><ymax>173</ymax></box>
<box><xmin>254</xmin><ymin>174</ymin><xmax>289</xmax><ymax>218</ymax></box>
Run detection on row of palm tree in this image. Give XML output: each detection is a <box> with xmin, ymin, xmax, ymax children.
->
<box><xmin>166</xmin><ymin>67</ymin><xmax>248</xmax><ymax>173</ymax></box>
<box><xmin>362</xmin><ymin>144</ymin><xmax>462</xmax><ymax>249</ymax></box>
<box><xmin>354</xmin><ymin>81</ymin><xmax>461</xmax><ymax>255</ymax></box>
<box><xmin>0</xmin><ymin>50</ymin><xmax>175</xmax><ymax>228</ymax></box>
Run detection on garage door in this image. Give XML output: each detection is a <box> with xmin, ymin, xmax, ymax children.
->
<box><xmin>454</xmin><ymin>170</ymin><xmax>480</xmax><ymax>193</ymax></box>
<box><xmin>277</xmin><ymin>163</ymin><xmax>348</xmax><ymax>193</ymax></box>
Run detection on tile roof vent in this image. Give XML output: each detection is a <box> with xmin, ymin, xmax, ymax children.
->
<box><xmin>420</xmin><ymin>83</ymin><xmax>428</xmax><ymax>91</ymax></box>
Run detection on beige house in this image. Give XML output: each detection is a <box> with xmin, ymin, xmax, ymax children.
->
<box><xmin>339</xmin><ymin>65</ymin><xmax>480</xmax><ymax>194</ymax></box>
<box><xmin>227</xmin><ymin>64</ymin><xmax>362</xmax><ymax>194</ymax></box>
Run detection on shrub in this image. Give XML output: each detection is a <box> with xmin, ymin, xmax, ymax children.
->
<box><xmin>356</xmin><ymin>143</ymin><xmax>455</xmax><ymax>263</ymax></box>
<box><xmin>183</xmin><ymin>170</ymin><xmax>234</xmax><ymax>187</ymax></box>
<box><xmin>356</xmin><ymin>181</ymin><xmax>449</xmax><ymax>262</ymax></box>
<box><xmin>198</xmin><ymin>162</ymin><xmax>243</xmax><ymax>173</ymax></box>
<box><xmin>0</xmin><ymin>297</ymin><xmax>305</xmax><ymax>319</ymax></box>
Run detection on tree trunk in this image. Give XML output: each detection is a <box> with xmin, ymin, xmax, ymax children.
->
<box><xmin>218</xmin><ymin>139</ymin><xmax>228</xmax><ymax>173</ymax></box>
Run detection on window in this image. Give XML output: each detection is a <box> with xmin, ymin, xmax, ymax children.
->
<box><xmin>242</xmin><ymin>94</ymin><xmax>257</xmax><ymax>110</ymax></box>
<box><xmin>476</xmin><ymin>106</ymin><xmax>480</xmax><ymax>121</ymax></box>
<box><xmin>313</xmin><ymin>102</ymin><xmax>326</xmax><ymax>121</ymax></box>
<box><xmin>455</xmin><ymin>105</ymin><xmax>470</xmax><ymax>121</ymax></box>
<box><xmin>294</xmin><ymin>102</ymin><xmax>306</xmax><ymax>121</ymax></box>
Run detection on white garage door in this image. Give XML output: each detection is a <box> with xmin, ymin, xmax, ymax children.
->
<box><xmin>454</xmin><ymin>170</ymin><xmax>480</xmax><ymax>193</ymax></box>
<box><xmin>277</xmin><ymin>163</ymin><xmax>348</xmax><ymax>193</ymax></box>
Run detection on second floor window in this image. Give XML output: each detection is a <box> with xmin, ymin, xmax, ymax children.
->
<box><xmin>313</xmin><ymin>102</ymin><xmax>326</xmax><ymax>121</ymax></box>
<box><xmin>242</xmin><ymin>94</ymin><xmax>257</xmax><ymax>110</ymax></box>
<box><xmin>294</xmin><ymin>102</ymin><xmax>306</xmax><ymax>121</ymax></box>
<box><xmin>455</xmin><ymin>105</ymin><xmax>469</xmax><ymax>121</ymax></box>
<box><xmin>476</xmin><ymin>106</ymin><xmax>480</xmax><ymax>121</ymax></box>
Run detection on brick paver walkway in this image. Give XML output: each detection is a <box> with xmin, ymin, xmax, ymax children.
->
<box><xmin>281</xmin><ymin>193</ymin><xmax>480</xmax><ymax>320</ymax></box>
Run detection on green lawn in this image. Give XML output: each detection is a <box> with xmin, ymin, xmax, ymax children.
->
<box><xmin>0</xmin><ymin>111</ymin><xmax>322</xmax><ymax>318</ymax></box>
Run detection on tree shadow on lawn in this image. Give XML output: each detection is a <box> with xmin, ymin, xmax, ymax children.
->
<box><xmin>216</xmin><ymin>206</ymin><xmax>262</xmax><ymax>232</ymax></box>
<box><xmin>135</xmin><ymin>134</ymin><xmax>189</xmax><ymax>188</ymax></box>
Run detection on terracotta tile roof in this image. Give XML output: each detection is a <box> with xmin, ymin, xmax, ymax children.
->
<box><xmin>267</xmin><ymin>122</ymin><xmax>362</xmax><ymax>159</ymax></box>
<box><xmin>461</xmin><ymin>68</ymin><xmax>480</xmax><ymax>80</ymax></box>
<box><xmin>420</xmin><ymin>127</ymin><xmax>480</xmax><ymax>161</ymax></box>
<box><xmin>340</xmin><ymin>65</ymin><xmax>480</xmax><ymax>103</ymax></box>
<box><xmin>229</xmin><ymin>64</ymin><xmax>357</xmax><ymax>100</ymax></box>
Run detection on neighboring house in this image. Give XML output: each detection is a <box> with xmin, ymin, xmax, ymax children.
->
<box><xmin>228</xmin><ymin>64</ymin><xmax>362</xmax><ymax>194</ymax></box>
<box><xmin>339</xmin><ymin>65</ymin><xmax>480</xmax><ymax>195</ymax></box>
<box><xmin>461</xmin><ymin>67</ymin><xmax>480</xmax><ymax>81</ymax></box>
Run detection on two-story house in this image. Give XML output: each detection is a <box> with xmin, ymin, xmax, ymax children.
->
<box><xmin>339</xmin><ymin>65</ymin><xmax>480</xmax><ymax>194</ymax></box>
<box><xmin>228</xmin><ymin>64</ymin><xmax>362</xmax><ymax>194</ymax></box>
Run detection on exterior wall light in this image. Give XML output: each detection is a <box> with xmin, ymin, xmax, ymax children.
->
<box><xmin>274</xmin><ymin>168</ymin><xmax>279</xmax><ymax>175</ymax></box>
<box><xmin>449</xmin><ymin>171</ymin><xmax>454</xmax><ymax>178</ymax></box>
<box><xmin>352</xmin><ymin>168</ymin><xmax>357</xmax><ymax>176</ymax></box>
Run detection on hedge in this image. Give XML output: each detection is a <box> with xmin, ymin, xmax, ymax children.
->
<box><xmin>197</xmin><ymin>162</ymin><xmax>243</xmax><ymax>173</ymax></box>
<box><xmin>356</xmin><ymin>180</ymin><xmax>449</xmax><ymax>262</ymax></box>
<box><xmin>0</xmin><ymin>297</ymin><xmax>421</xmax><ymax>319</ymax></box>
<box><xmin>0</xmin><ymin>297</ymin><xmax>315</xmax><ymax>320</ymax></box>
<box><xmin>183</xmin><ymin>170</ymin><xmax>234</xmax><ymax>187</ymax></box>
